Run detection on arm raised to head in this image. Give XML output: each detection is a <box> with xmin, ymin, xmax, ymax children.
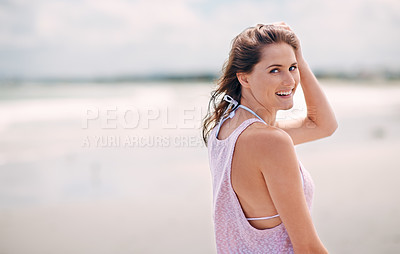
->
<box><xmin>273</xmin><ymin>22</ymin><xmax>338</xmax><ymax>145</ymax></box>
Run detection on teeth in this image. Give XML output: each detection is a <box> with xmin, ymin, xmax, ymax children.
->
<box><xmin>276</xmin><ymin>90</ymin><xmax>292</xmax><ymax>96</ymax></box>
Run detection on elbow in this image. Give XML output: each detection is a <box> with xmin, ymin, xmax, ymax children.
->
<box><xmin>325</xmin><ymin>120</ymin><xmax>338</xmax><ymax>137</ymax></box>
<box><xmin>309</xmin><ymin>116</ymin><xmax>338</xmax><ymax>138</ymax></box>
<box><xmin>317</xmin><ymin>114</ymin><xmax>338</xmax><ymax>138</ymax></box>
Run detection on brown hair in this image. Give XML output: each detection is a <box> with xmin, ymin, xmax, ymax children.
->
<box><xmin>202</xmin><ymin>24</ymin><xmax>299</xmax><ymax>145</ymax></box>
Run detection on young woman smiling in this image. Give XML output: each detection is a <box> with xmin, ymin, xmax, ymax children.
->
<box><xmin>203</xmin><ymin>22</ymin><xmax>337</xmax><ymax>253</ymax></box>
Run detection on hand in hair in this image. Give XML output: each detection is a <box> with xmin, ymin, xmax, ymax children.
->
<box><xmin>271</xmin><ymin>21</ymin><xmax>303</xmax><ymax>61</ymax></box>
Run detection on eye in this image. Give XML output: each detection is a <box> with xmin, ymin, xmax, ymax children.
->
<box><xmin>270</xmin><ymin>68</ymin><xmax>279</xmax><ymax>73</ymax></box>
<box><xmin>289</xmin><ymin>66</ymin><xmax>297</xmax><ymax>71</ymax></box>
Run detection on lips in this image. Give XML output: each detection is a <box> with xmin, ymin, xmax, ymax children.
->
<box><xmin>275</xmin><ymin>89</ymin><xmax>293</xmax><ymax>97</ymax></box>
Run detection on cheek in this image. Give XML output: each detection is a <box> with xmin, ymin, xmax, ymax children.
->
<box><xmin>294</xmin><ymin>72</ymin><xmax>300</xmax><ymax>85</ymax></box>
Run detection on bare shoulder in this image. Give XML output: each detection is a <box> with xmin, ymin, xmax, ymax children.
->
<box><xmin>237</xmin><ymin>121</ymin><xmax>297</xmax><ymax>173</ymax></box>
<box><xmin>239</xmin><ymin>122</ymin><xmax>294</xmax><ymax>152</ymax></box>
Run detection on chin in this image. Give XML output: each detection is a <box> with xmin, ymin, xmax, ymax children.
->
<box><xmin>280</xmin><ymin>103</ymin><xmax>294</xmax><ymax>111</ymax></box>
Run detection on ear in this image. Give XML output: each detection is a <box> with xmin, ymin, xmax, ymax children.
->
<box><xmin>236</xmin><ymin>72</ymin><xmax>250</xmax><ymax>88</ymax></box>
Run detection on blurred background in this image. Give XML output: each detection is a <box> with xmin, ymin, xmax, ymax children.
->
<box><xmin>0</xmin><ymin>0</ymin><xmax>399</xmax><ymax>253</ymax></box>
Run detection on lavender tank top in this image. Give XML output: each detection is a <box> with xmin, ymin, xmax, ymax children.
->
<box><xmin>208</xmin><ymin>118</ymin><xmax>315</xmax><ymax>253</ymax></box>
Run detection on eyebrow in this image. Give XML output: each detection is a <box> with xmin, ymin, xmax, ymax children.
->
<box><xmin>266</xmin><ymin>62</ymin><xmax>297</xmax><ymax>69</ymax></box>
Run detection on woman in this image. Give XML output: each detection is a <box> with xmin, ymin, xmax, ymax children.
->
<box><xmin>202</xmin><ymin>22</ymin><xmax>337</xmax><ymax>253</ymax></box>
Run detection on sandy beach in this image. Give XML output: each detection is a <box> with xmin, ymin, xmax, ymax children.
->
<box><xmin>0</xmin><ymin>80</ymin><xmax>399</xmax><ymax>253</ymax></box>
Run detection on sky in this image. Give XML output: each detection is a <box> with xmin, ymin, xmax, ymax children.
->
<box><xmin>0</xmin><ymin>0</ymin><xmax>399</xmax><ymax>78</ymax></box>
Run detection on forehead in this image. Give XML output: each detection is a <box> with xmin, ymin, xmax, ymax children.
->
<box><xmin>258</xmin><ymin>43</ymin><xmax>296</xmax><ymax>65</ymax></box>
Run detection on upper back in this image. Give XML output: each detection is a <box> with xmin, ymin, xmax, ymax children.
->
<box><xmin>222</xmin><ymin>119</ymin><xmax>287</xmax><ymax>229</ymax></box>
<box><xmin>207</xmin><ymin>118</ymin><xmax>294</xmax><ymax>252</ymax></box>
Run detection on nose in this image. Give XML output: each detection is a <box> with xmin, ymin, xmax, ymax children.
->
<box><xmin>282</xmin><ymin>71</ymin><xmax>296</xmax><ymax>87</ymax></box>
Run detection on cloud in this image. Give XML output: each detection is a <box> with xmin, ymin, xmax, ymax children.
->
<box><xmin>0</xmin><ymin>0</ymin><xmax>399</xmax><ymax>77</ymax></box>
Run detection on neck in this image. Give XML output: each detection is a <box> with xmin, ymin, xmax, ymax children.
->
<box><xmin>239</xmin><ymin>97</ymin><xmax>277</xmax><ymax>126</ymax></box>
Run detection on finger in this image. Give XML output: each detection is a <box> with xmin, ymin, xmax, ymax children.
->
<box><xmin>271</xmin><ymin>22</ymin><xmax>291</xmax><ymax>30</ymax></box>
<box><xmin>272</xmin><ymin>21</ymin><xmax>286</xmax><ymax>25</ymax></box>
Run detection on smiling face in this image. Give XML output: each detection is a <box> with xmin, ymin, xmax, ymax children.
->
<box><xmin>241</xmin><ymin>42</ymin><xmax>300</xmax><ymax>112</ymax></box>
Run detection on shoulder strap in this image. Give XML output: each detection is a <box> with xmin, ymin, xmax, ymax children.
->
<box><xmin>215</xmin><ymin>95</ymin><xmax>269</xmax><ymax>138</ymax></box>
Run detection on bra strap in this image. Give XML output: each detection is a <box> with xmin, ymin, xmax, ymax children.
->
<box><xmin>246</xmin><ymin>214</ymin><xmax>279</xmax><ymax>221</ymax></box>
<box><xmin>215</xmin><ymin>95</ymin><xmax>269</xmax><ymax>137</ymax></box>
<box><xmin>237</xmin><ymin>105</ymin><xmax>267</xmax><ymax>125</ymax></box>
<box><xmin>215</xmin><ymin>95</ymin><xmax>239</xmax><ymax>137</ymax></box>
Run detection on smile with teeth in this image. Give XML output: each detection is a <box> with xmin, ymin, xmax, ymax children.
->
<box><xmin>276</xmin><ymin>89</ymin><xmax>293</xmax><ymax>96</ymax></box>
